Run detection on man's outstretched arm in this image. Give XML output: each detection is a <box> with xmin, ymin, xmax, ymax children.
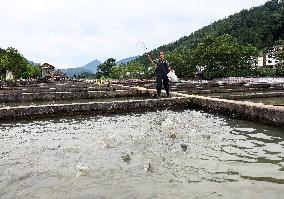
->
<box><xmin>146</xmin><ymin>53</ymin><xmax>154</xmax><ymax>64</ymax></box>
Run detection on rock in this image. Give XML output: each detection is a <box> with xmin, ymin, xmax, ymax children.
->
<box><xmin>76</xmin><ymin>163</ymin><xmax>89</xmax><ymax>177</ymax></box>
<box><xmin>180</xmin><ymin>144</ymin><xmax>188</xmax><ymax>151</ymax></box>
<box><xmin>144</xmin><ymin>162</ymin><xmax>153</xmax><ymax>172</ymax></box>
<box><xmin>121</xmin><ymin>154</ymin><xmax>131</xmax><ymax>164</ymax></box>
<box><xmin>169</xmin><ymin>134</ymin><xmax>177</xmax><ymax>139</ymax></box>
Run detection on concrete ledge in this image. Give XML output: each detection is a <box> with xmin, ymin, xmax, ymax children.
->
<box><xmin>0</xmin><ymin>82</ymin><xmax>283</xmax><ymax>128</ymax></box>
<box><xmin>217</xmin><ymin>91</ymin><xmax>284</xmax><ymax>100</ymax></box>
<box><xmin>0</xmin><ymin>89</ymin><xmax>150</xmax><ymax>102</ymax></box>
<box><xmin>186</xmin><ymin>95</ymin><xmax>284</xmax><ymax>127</ymax></box>
<box><xmin>0</xmin><ymin>97</ymin><xmax>190</xmax><ymax>120</ymax></box>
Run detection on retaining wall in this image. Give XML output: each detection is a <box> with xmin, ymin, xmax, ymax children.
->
<box><xmin>0</xmin><ymin>83</ymin><xmax>283</xmax><ymax>128</ymax></box>
<box><xmin>0</xmin><ymin>85</ymin><xmax>151</xmax><ymax>102</ymax></box>
<box><xmin>0</xmin><ymin>97</ymin><xmax>190</xmax><ymax>120</ymax></box>
<box><xmin>214</xmin><ymin>91</ymin><xmax>284</xmax><ymax>100</ymax></box>
<box><xmin>184</xmin><ymin>94</ymin><xmax>284</xmax><ymax>127</ymax></box>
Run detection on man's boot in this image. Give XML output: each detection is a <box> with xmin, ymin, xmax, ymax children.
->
<box><xmin>157</xmin><ymin>89</ymin><xmax>161</xmax><ymax>99</ymax></box>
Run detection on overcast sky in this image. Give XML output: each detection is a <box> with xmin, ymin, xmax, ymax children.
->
<box><xmin>0</xmin><ymin>0</ymin><xmax>268</xmax><ymax>68</ymax></box>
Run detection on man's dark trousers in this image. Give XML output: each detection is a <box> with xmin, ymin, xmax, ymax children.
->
<box><xmin>156</xmin><ymin>75</ymin><xmax>169</xmax><ymax>97</ymax></box>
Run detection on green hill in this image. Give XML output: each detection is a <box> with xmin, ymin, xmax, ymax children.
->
<box><xmin>136</xmin><ymin>0</ymin><xmax>284</xmax><ymax>66</ymax></box>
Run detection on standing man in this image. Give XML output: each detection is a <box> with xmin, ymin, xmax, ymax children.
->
<box><xmin>147</xmin><ymin>51</ymin><xmax>170</xmax><ymax>98</ymax></box>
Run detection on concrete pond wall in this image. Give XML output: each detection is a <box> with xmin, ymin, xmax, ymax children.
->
<box><xmin>203</xmin><ymin>91</ymin><xmax>284</xmax><ymax>100</ymax></box>
<box><xmin>0</xmin><ymin>83</ymin><xmax>151</xmax><ymax>102</ymax></box>
<box><xmin>186</xmin><ymin>95</ymin><xmax>284</xmax><ymax>128</ymax></box>
<box><xmin>0</xmin><ymin>82</ymin><xmax>283</xmax><ymax>128</ymax></box>
<box><xmin>0</xmin><ymin>97</ymin><xmax>190</xmax><ymax>120</ymax></box>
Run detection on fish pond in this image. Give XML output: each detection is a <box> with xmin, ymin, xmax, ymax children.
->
<box><xmin>0</xmin><ymin>110</ymin><xmax>283</xmax><ymax>198</ymax></box>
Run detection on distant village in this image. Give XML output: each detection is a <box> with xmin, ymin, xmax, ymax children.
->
<box><xmin>40</xmin><ymin>63</ymin><xmax>68</xmax><ymax>81</ymax></box>
<box><xmin>5</xmin><ymin>62</ymin><xmax>68</xmax><ymax>82</ymax></box>
<box><xmin>256</xmin><ymin>45</ymin><xmax>283</xmax><ymax>68</ymax></box>
<box><xmin>2</xmin><ymin>45</ymin><xmax>283</xmax><ymax>82</ymax></box>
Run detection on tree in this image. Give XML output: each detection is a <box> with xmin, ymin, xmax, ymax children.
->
<box><xmin>96</xmin><ymin>58</ymin><xmax>116</xmax><ymax>78</ymax></box>
<box><xmin>5</xmin><ymin>47</ymin><xmax>28</xmax><ymax>76</ymax></box>
<box><xmin>110</xmin><ymin>61</ymin><xmax>147</xmax><ymax>80</ymax></box>
<box><xmin>77</xmin><ymin>71</ymin><xmax>96</xmax><ymax>79</ymax></box>
<box><xmin>0</xmin><ymin>48</ymin><xmax>8</xmax><ymax>79</ymax></box>
<box><xmin>132</xmin><ymin>0</ymin><xmax>284</xmax><ymax>68</ymax></box>
<box><xmin>275</xmin><ymin>47</ymin><xmax>284</xmax><ymax>76</ymax></box>
<box><xmin>166</xmin><ymin>48</ymin><xmax>196</xmax><ymax>78</ymax></box>
<box><xmin>277</xmin><ymin>49</ymin><xmax>284</xmax><ymax>62</ymax></box>
<box><xmin>192</xmin><ymin>34</ymin><xmax>258</xmax><ymax>79</ymax></box>
<box><xmin>19</xmin><ymin>64</ymin><xmax>41</xmax><ymax>79</ymax></box>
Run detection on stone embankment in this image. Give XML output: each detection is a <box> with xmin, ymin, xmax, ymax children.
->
<box><xmin>155</xmin><ymin>82</ymin><xmax>284</xmax><ymax>95</ymax></box>
<box><xmin>0</xmin><ymin>97</ymin><xmax>190</xmax><ymax>120</ymax></box>
<box><xmin>185</xmin><ymin>94</ymin><xmax>284</xmax><ymax>127</ymax></box>
<box><xmin>210</xmin><ymin>91</ymin><xmax>284</xmax><ymax>100</ymax></box>
<box><xmin>0</xmin><ymin>81</ymin><xmax>283</xmax><ymax>127</ymax></box>
<box><xmin>0</xmin><ymin>81</ymin><xmax>149</xmax><ymax>102</ymax></box>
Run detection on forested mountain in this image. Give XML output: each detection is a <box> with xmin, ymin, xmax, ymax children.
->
<box><xmin>61</xmin><ymin>57</ymin><xmax>138</xmax><ymax>77</ymax></box>
<box><xmin>135</xmin><ymin>0</ymin><xmax>284</xmax><ymax>66</ymax></box>
<box><xmin>116</xmin><ymin>56</ymin><xmax>139</xmax><ymax>65</ymax></box>
<box><xmin>61</xmin><ymin>59</ymin><xmax>101</xmax><ymax>77</ymax></box>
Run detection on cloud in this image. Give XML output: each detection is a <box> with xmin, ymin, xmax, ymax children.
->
<box><xmin>0</xmin><ymin>0</ymin><xmax>268</xmax><ymax>68</ymax></box>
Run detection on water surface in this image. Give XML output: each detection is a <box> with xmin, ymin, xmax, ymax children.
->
<box><xmin>0</xmin><ymin>110</ymin><xmax>283</xmax><ymax>198</ymax></box>
<box><xmin>241</xmin><ymin>97</ymin><xmax>284</xmax><ymax>106</ymax></box>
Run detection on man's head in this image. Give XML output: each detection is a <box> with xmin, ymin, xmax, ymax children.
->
<box><xmin>159</xmin><ymin>51</ymin><xmax>165</xmax><ymax>60</ymax></box>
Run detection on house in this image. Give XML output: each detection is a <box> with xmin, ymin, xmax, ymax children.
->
<box><xmin>6</xmin><ymin>70</ymin><xmax>14</xmax><ymax>80</ymax></box>
<box><xmin>40</xmin><ymin>63</ymin><xmax>68</xmax><ymax>81</ymax></box>
<box><xmin>41</xmin><ymin>63</ymin><xmax>55</xmax><ymax>78</ymax></box>
<box><xmin>257</xmin><ymin>45</ymin><xmax>283</xmax><ymax>68</ymax></box>
<box><xmin>257</xmin><ymin>56</ymin><xmax>264</xmax><ymax>67</ymax></box>
<box><xmin>52</xmin><ymin>69</ymin><xmax>68</xmax><ymax>81</ymax></box>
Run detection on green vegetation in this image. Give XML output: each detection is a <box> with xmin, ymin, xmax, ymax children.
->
<box><xmin>96</xmin><ymin>58</ymin><xmax>116</xmax><ymax>78</ymax></box>
<box><xmin>20</xmin><ymin>63</ymin><xmax>41</xmax><ymax>79</ymax></box>
<box><xmin>132</xmin><ymin>0</ymin><xmax>284</xmax><ymax>79</ymax></box>
<box><xmin>76</xmin><ymin>72</ymin><xmax>96</xmax><ymax>79</ymax></box>
<box><xmin>94</xmin><ymin>59</ymin><xmax>152</xmax><ymax>80</ymax></box>
<box><xmin>0</xmin><ymin>47</ymin><xmax>40</xmax><ymax>80</ymax></box>
<box><xmin>275</xmin><ymin>46</ymin><xmax>284</xmax><ymax>76</ymax></box>
<box><xmin>109</xmin><ymin>61</ymin><xmax>151</xmax><ymax>79</ymax></box>
<box><xmin>192</xmin><ymin>34</ymin><xmax>258</xmax><ymax>79</ymax></box>
<box><xmin>2</xmin><ymin>1</ymin><xmax>284</xmax><ymax>80</ymax></box>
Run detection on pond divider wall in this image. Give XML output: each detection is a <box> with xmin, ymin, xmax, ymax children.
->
<box><xmin>0</xmin><ymin>90</ymin><xmax>139</xmax><ymax>102</ymax></box>
<box><xmin>0</xmin><ymin>97</ymin><xmax>190</xmax><ymax>120</ymax></box>
<box><xmin>213</xmin><ymin>91</ymin><xmax>284</xmax><ymax>100</ymax></box>
<box><xmin>0</xmin><ymin>85</ymin><xmax>149</xmax><ymax>102</ymax></box>
<box><xmin>0</xmin><ymin>85</ymin><xmax>283</xmax><ymax>128</ymax></box>
<box><xmin>185</xmin><ymin>94</ymin><xmax>284</xmax><ymax>127</ymax></box>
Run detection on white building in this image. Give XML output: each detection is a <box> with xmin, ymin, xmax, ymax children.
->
<box><xmin>257</xmin><ymin>56</ymin><xmax>264</xmax><ymax>67</ymax></box>
<box><xmin>5</xmin><ymin>70</ymin><xmax>14</xmax><ymax>80</ymax></box>
<box><xmin>257</xmin><ymin>45</ymin><xmax>283</xmax><ymax>68</ymax></box>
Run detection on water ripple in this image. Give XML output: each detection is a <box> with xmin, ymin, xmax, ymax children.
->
<box><xmin>0</xmin><ymin>110</ymin><xmax>283</xmax><ymax>198</ymax></box>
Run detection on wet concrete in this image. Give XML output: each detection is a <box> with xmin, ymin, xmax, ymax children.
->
<box><xmin>241</xmin><ymin>97</ymin><xmax>284</xmax><ymax>106</ymax></box>
<box><xmin>0</xmin><ymin>110</ymin><xmax>283</xmax><ymax>198</ymax></box>
<box><xmin>0</xmin><ymin>82</ymin><xmax>283</xmax><ymax>128</ymax></box>
<box><xmin>0</xmin><ymin>97</ymin><xmax>150</xmax><ymax>108</ymax></box>
<box><xmin>206</xmin><ymin>91</ymin><xmax>284</xmax><ymax>100</ymax></box>
<box><xmin>0</xmin><ymin>97</ymin><xmax>190</xmax><ymax>120</ymax></box>
<box><xmin>186</xmin><ymin>94</ymin><xmax>284</xmax><ymax>128</ymax></box>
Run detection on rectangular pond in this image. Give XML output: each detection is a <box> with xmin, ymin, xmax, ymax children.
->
<box><xmin>0</xmin><ymin>110</ymin><xmax>283</xmax><ymax>198</ymax></box>
<box><xmin>199</xmin><ymin>91</ymin><xmax>284</xmax><ymax>98</ymax></box>
<box><xmin>240</xmin><ymin>97</ymin><xmax>284</xmax><ymax>106</ymax></box>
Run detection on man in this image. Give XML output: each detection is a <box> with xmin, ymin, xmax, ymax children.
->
<box><xmin>147</xmin><ymin>51</ymin><xmax>170</xmax><ymax>98</ymax></box>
